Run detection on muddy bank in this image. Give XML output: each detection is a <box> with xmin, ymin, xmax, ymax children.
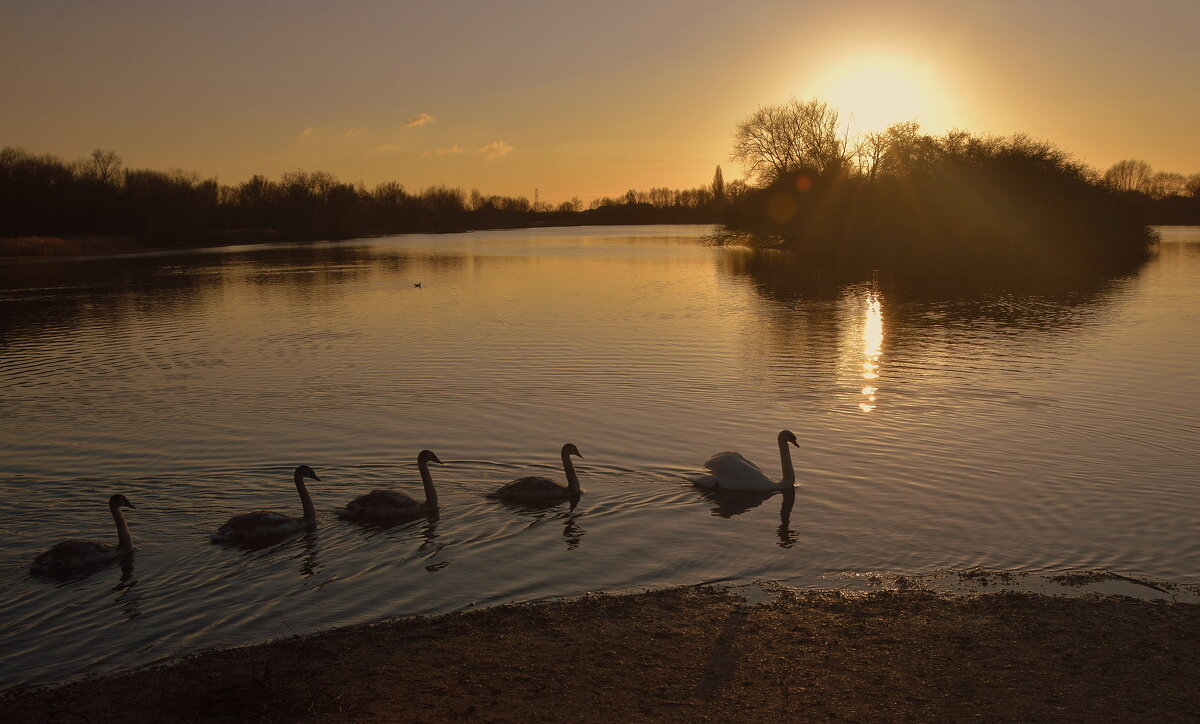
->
<box><xmin>4</xmin><ymin>586</ymin><xmax>1197</xmax><ymax>722</ymax></box>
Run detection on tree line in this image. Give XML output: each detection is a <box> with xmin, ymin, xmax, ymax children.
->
<box><xmin>0</xmin><ymin>146</ymin><xmax>739</xmax><ymax>255</ymax></box>
<box><xmin>720</xmin><ymin>99</ymin><xmax>1196</xmax><ymax>273</ymax></box>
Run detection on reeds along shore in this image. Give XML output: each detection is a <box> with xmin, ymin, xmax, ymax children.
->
<box><xmin>4</xmin><ymin>586</ymin><xmax>1199</xmax><ymax>722</ymax></box>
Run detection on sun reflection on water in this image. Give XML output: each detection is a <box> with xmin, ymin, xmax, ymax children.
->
<box><xmin>859</xmin><ymin>290</ymin><xmax>884</xmax><ymax>412</ymax></box>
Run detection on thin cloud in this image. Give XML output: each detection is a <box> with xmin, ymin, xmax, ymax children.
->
<box><xmin>405</xmin><ymin>113</ymin><xmax>434</xmax><ymax>127</ymax></box>
<box><xmin>481</xmin><ymin>141</ymin><xmax>513</xmax><ymax>160</ymax></box>
<box><xmin>420</xmin><ymin>141</ymin><xmax>514</xmax><ymax>160</ymax></box>
<box><xmin>301</xmin><ymin>127</ymin><xmax>317</xmax><ymax>138</ymax></box>
<box><xmin>345</xmin><ymin>128</ymin><xmax>364</xmax><ymax>137</ymax></box>
<box><xmin>421</xmin><ymin>144</ymin><xmax>466</xmax><ymax>158</ymax></box>
<box><xmin>373</xmin><ymin>144</ymin><xmax>402</xmax><ymax>154</ymax></box>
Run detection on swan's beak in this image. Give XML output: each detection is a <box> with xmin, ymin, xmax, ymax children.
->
<box><xmin>789</xmin><ymin>439</ymin><xmax>799</xmax><ymax>447</ymax></box>
<box><xmin>311</xmin><ymin>473</ymin><xmax>322</xmax><ymax>482</ymax></box>
<box><xmin>126</xmin><ymin>501</ymin><xmax>137</xmax><ymax>509</ymax></box>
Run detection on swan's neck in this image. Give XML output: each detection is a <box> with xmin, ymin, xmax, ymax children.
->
<box><xmin>778</xmin><ymin>438</ymin><xmax>796</xmax><ymax>486</ymax></box>
<box><xmin>110</xmin><ymin>503</ymin><xmax>133</xmax><ymax>552</ymax></box>
<box><xmin>561</xmin><ymin>451</ymin><xmax>581</xmax><ymax>493</ymax></box>
<box><xmin>294</xmin><ymin>472</ymin><xmax>317</xmax><ymax>527</ymax></box>
<box><xmin>418</xmin><ymin>460</ymin><xmax>438</xmax><ymax>509</ymax></box>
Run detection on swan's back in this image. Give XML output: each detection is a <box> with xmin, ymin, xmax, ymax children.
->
<box><xmin>348</xmin><ymin>489</ymin><xmax>420</xmax><ymax>509</ymax></box>
<box><xmin>490</xmin><ymin>476</ymin><xmax>569</xmax><ymax>499</ymax></box>
<box><xmin>30</xmin><ymin>539</ymin><xmax>117</xmax><ymax>571</ymax></box>
<box><xmin>338</xmin><ymin>489</ymin><xmax>422</xmax><ymax>519</ymax></box>
<box><xmin>212</xmin><ymin>510</ymin><xmax>301</xmax><ymax>542</ymax></box>
<box><xmin>699</xmin><ymin>451</ymin><xmax>776</xmax><ymax>490</ymax></box>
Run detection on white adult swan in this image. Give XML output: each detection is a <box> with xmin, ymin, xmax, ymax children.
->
<box><xmin>30</xmin><ymin>494</ymin><xmax>137</xmax><ymax>572</ymax></box>
<box><xmin>693</xmin><ymin>430</ymin><xmax>799</xmax><ymax>491</ymax></box>
<box><xmin>490</xmin><ymin>443</ymin><xmax>584</xmax><ymax>501</ymax></box>
<box><xmin>211</xmin><ymin>465</ymin><xmax>321</xmax><ymax>543</ymax></box>
<box><xmin>338</xmin><ymin>450</ymin><xmax>444</xmax><ymax>520</ymax></box>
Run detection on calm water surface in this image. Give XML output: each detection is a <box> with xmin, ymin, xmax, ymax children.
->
<box><xmin>1</xmin><ymin>225</ymin><xmax>1198</xmax><ymax>687</ymax></box>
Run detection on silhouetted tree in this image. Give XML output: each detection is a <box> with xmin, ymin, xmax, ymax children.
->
<box><xmin>722</xmin><ymin>117</ymin><xmax>1152</xmax><ymax>272</ymax></box>
<box><xmin>1188</xmin><ymin>174</ymin><xmax>1200</xmax><ymax>198</ymax></box>
<box><xmin>1145</xmin><ymin>171</ymin><xmax>1189</xmax><ymax>199</ymax></box>
<box><xmin>80</xmin><ymin>149</ymin><xmax>123</xmax><ymax>186</ymax></box>
<box><xmin>712</xmin><ymin>165</ymin><xmax>725</xmax><ymax>202</ymax></box>
<box><xmin>731</xmin><ymin>98</ymin><xmax>849</xmax><ymax>184</ymax></box>
<box><xmin>1104</xmin><ymin>159</ymin><xmax>1154</xmax><ymax>193</ymax></box>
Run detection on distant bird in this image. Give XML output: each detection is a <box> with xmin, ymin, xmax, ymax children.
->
<box><xmin>490</xmin><ymin>443</ymin><xmax>584</xmax><ymax>501</ymax></box>
<box><xmin>211</xmin><ymin>465</ymin><xmax>321</xmax><ymax>543</ymax></box>
<box><xmin>338</xmin><ymin>450</ymin><xmax>444</xmax><ymax>520</ymax></box>
<box><xmin>30</xmin><ymin>494</ymin><xmax>137</xmax><ymax>572</ymax></box>
<box><xmin>413</xmin><ymin>282</ymin><xmax>422</xmax><ymax>288</ymax></box>
<box><xmin>692</xmin><ymin>430</ymin><xmax>799</xmax><ymax>491</ymax></box>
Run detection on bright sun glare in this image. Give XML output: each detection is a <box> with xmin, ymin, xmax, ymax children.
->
<box><xmin>813</xmin><ymin>54</ymin><xmax>941</xmax><ymax>134</ymax></box>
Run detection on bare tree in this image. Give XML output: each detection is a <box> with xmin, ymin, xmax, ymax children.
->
<box><xmin>1144</xmin><ymin>171</ymin><xmax>1188</xmax><ymax>199</ymax></box>
<box><xmin>79</xmin><ymin>148</ymin><xmax>122</xmax><ymax>185</ymax></box>
<box><xmin>853</xmin><ymin>131</ymin><xmax>889</xmax><ymax>179</ymax></box>
<box><xmin>1103</xmin><ymin>159</ymin><xmax>1154</xmax><ymax>193</ymax></box>
<box><xmin>1188</xmin><ymin>174</ymin><xmax>1200</xmax><ymax>198</ymax></box>
<box><xmin>730</xmin><ymin>98</ymin><xmax>848</xmax><ymax>184</ymax></box>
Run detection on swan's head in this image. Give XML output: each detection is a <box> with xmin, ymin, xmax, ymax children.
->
<box><xmin>294</xmin><ymin>465</ymin><xmax>321</xmax><ymax>482</ymax></box>
<box><xmin>418</xmin><ymin>449</ymin><xmax>444</xmax><ymax>465</ymax></box>
<box><xmin>562</xmin><ymin>443</ymin><xmax>583</xmax><ymax>459</ymax></box>
<box><xmin>779</xmin><ymin>429</ymin><xmax>799</xmax><ymax>447</ymax></box>
<box><xmin>108</xmin><ymin>494</ymin><xmax>135</xmax><ymax>509</ymax></box>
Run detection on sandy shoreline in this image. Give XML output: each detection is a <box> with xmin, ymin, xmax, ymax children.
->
<box><xmin>4</xmin><ymin>585</ymin><xmax>1198</xmax><ymax>722</ymax></box>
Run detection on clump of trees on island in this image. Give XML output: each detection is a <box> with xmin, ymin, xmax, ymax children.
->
<box><xmin>719</xmin><ymin>99</ymin><xmax>1199</xmax><ymax>272</ymax></box>
<box><xmin>2</xmin><ymin>99</ymin><xmax>1198</xmax><ymax>260</ymax></box>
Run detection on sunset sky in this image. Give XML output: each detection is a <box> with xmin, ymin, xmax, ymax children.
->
<box><xmin>4</xmin><ymin>0</ymin><xmax>1198</xmax><ymax>202</ymax></box>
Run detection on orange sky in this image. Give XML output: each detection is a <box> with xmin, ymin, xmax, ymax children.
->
<box><xmin>3</xmin><ymin>0</ymin><xmax>1198</xmax><ymax>202</ymax></box>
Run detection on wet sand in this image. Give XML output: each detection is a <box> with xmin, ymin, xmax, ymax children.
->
<box><xmin>4</xmin><ymin>586</ymin><xmax>1198</xmax><ymax>722</ymax></box>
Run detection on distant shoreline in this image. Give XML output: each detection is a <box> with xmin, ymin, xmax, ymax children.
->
<box><xmin>4</xmin><ymin>583</ymin><xmax>1198</xmax><ymax>722</ymax></box>
<box><xmin>0</xmin><ymin>222</ymin><xmax>720</xmax><ymax>267</ymax></box>
<box><xmin>5</xmin><ymin>223</ymin><xmax>1194</xmax><ymax>268</ymax></box>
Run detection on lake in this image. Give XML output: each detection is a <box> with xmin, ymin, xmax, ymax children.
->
<box><xmin>1</xmin><ymin>225</ymin><xmax>1198</xmax><ymax>688</ymax></box>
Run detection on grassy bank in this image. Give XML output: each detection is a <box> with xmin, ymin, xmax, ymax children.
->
<box><xmin>4</xmin><ymin>586</ymin><xmax>1197</xmax><ymax>722</ymax></box>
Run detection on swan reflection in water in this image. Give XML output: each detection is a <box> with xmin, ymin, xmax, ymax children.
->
<box><xmin>492</xmin><ymin>494</ymin><xmax>586</xmax><ymax>549</ymax></box>
<box><xmin>562</xmin><ymin>510</ymin><xmax>586</xmax><ymax>550</ymax></box>
<box><xmin>347</xmin><ymin>509</ymin><xmax>452</xmax><ymax>571</ymax></box>
<box><xmin>293</xmin><ymin>532</ymin><xmax>321</xmax><ymax>579</ymax></box>
<box><xmin>31</xmin><ymin>555</ymin><xmax>146</xmax><ymax>621</ymax></box>
<box><xmin>777</xmin><ymin>489</ymin><xmax>797</xmax><ymax>548</ymax></box>
<box><xmin>697</xmin><ymin>487</ymin><xmax>797</xmax><ymax>548</ymax></box>
<box><xmin>111</xmin><ymin>557</ymin><xmax>145</xmax><ymax>620</ymax></box>
<box><xmin>412</xmin><ymin>512</ymin><xmax>450</xmax><ymax>568</ymax></box>
<box><xmin>224</xmin><ymin>527</ymin><xmax>325</xmax><ymax>580</ymax></box>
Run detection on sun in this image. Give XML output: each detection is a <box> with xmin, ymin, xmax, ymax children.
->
<box><xmin>812</xmin><ymin>53</ymin><xmax>942</xmax><ymax>134</ymax></box>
